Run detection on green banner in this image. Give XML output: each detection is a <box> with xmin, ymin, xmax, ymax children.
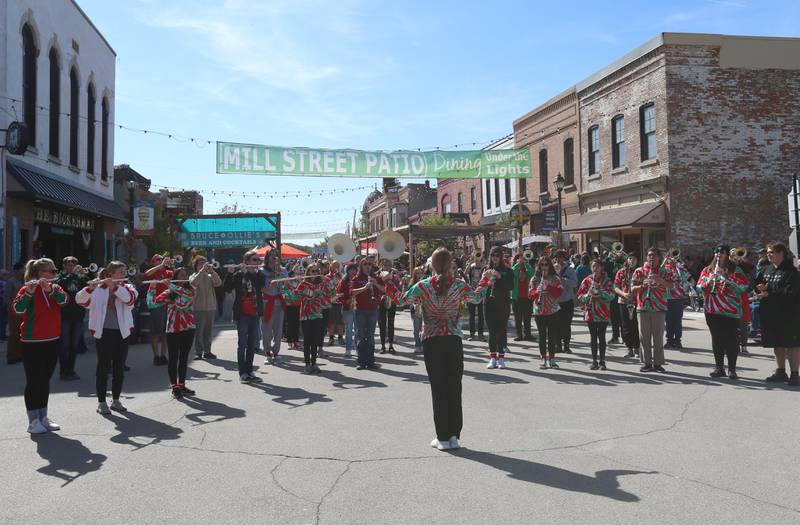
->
<box><xmin>216</xmin><ymin>142</ymin><xmax>531</xmax><ymax>179</ymax></box>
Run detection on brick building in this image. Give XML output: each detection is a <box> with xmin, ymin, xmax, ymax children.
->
<box><xmin>479</xmin><ymin>135</ymin><xmax>516</xmax><ymax>247</ymax></box>
<box><xmin>513</xmin><ymin>88</ymin><xmax>580</xmax><ymax>249</ymax></box>
<box><xmin>360</xmin><ymin>179</ymin><xmax>436</xmax><ymax>236</ymax></box>
<box><xmin>558</xmin><ymin>33</ymin><xmax>800</xmax><ymax>259</ymax></box>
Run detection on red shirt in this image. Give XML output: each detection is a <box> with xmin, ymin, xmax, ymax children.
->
<box><xmin>148</xmin><ymin>267</ymin><xmax>174</xmax><ymax>297</ymax></box>
<box><xmin>336</xmin><ymin>278</ymin><xmax>351</xmax><ymax>310</ymax></box>
<box><xmin>349</xmin><ymin>273</ymin><xmax>384</xmax><ymax>311</ymax></box>
<box><xmin>518</xmin><ymin>267</ymin><xmax>529</xmax><ymax>298</ymax></box>
<box><xmin>241</xmin><ymin>289</ymin><xmax>257</xmax><ymax>316</ymax></box>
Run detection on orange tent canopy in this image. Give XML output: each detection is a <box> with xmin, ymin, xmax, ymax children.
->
<box><xmin>256</xmin><ymin>244</ymin><xmax>309</xmax><ymax>259</ymax></box>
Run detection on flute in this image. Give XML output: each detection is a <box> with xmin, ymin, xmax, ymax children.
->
<box><xmin>141</xmin><ymin>279</ymin><xmax>191</xmax><ymax>284</ymax></box>
<box><xmin>270</xmin><ymin>275</ymin><xmax>316</xmax><ymax>284</ymax></box>
<box><xmin>23</xmin><ymin>277</ymin><xmax>59</xmax><ymax>287</ymax></box>
<box><xmin>87</xmin><ymin>278</ymin><xmax>129</xmax><ymax>286</ymax></box>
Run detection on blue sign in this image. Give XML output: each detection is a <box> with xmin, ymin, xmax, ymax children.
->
<box><xmin>541</xmin><ymin>196</ymin><xmax>558</xmax><ymax>232</ymax></box>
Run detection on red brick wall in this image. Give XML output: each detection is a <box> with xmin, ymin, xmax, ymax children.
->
<box><xmin>437</xmin><ymin>179</ymin><xmax>482</xmax><ymax>224</ymax></box>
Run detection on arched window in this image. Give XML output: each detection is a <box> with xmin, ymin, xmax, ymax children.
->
<box><xmin>22</xmin><ymin>24</ymin><xmax>37</xmax><ymax>145</ymax></box>
<box><xmin>539</xmin><ymin>149</ymin><xmax>548</xmax><ymax>193</ymax></box>
<box><xmin>441</xmin><ymin>194</ymin><xmax>451</xmax><ymax>214</ymax></box>
<box><xmin>69</xmin><ymin>67</ymin><xmax>79</xmax><ymax>167</ymax></box>
<box><xmin>563</xmin><ymin>138</ymin><xmax>574</xmax><ymax>186</ymax></box>
<box><xmin>48</xmin><ymin>48</ymin><xmax>60</xmax><ymax>157</ymax></box>
<box><xmin>101</xmin><ymin>96</ymin><xmax>109</xmax><ymax>180</ymax></box>
<box><xmin>87</xmin><ymin>83</ymin><xmax>95</xmax><ymax>174</ymax></box>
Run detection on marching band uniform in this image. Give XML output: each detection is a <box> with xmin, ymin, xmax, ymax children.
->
<box><xmin>603</xmin><ymin>255</ymin><xmax>623</xmax><ymax>344</ymax></box>
<box><xmin>336</xmin><ymin>269</ymin><xmax>357</xmax><ymax>357</ymax></box>
<box><xmin>630</xmin><ymin>258</ymin><xmax>674</xmax><ymax>372</ymax></box>
<box><xmin>378</xmin><ymin>272</ymin><xmax>400</xmax><ymax>354</ymax></box>
<box><xmin>55</xmin><ymin>267</ymin><xmax>89</xmax><ymax>379</ymax></box>
<box><xmin>154</xmin><ymin>284</ymin><xmax>197</xmax><ymax>397</ymax></box>
<box><xmin>349</xmin><ymin>266</ymin><xmax>384</xmax><ymax>370</ymax></box>
<box><xmin>465</xmin><ymin>261</ymin><xmax>486</xmax><ymax>340</ymax></box>
<box><xmin>282</xmin><ymin>279</ymin><xmax>326</xmax><ymax>374</ymax></box>
<box><xmin>614</xmin><ymin>263</ymin><xmax>640</xmax><ymax>358</ymax></box>
<box><xmin>665</xmin><ymin>260</ymin><xmax>692</xmax><ymax>349</ymax></box>
<box><xmin>577</xmin><ymin>272</ymin><xmax>615</xmax><ymax>369</ymax></box>
<box><xmin>511</xmin><ymin>259</ymin><xmax>535</xmax><ymax>341</ymax></box>
<box><xmin>530</xmin><ymin>273</ymin><xmax>563</xmax><ymax>368</ymax></box>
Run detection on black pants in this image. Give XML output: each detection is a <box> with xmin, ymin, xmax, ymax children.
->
<box><xmin>22</xmin><ymin>340</ymin><xmax>59</xmax><ymax>411</ymax></box>
<box><xmin>285</xmin><ymin>306</ymin><xmax>300</xmax><ymax>342</ymax></box>
<box><xmin>96</xmin><ymin>329</ymin><xmax>129</xmax><ymax>403</ymax></box>
<box><xmin>378</xmin><ymin>303</ymin><xmax>396</xmax><ymax>347</ymax></box>
<box><xmin>535</xmin><ymin>314</ymin><xmax>559</xmax><ymax>358</ymax></box>
<box><xmin>302</xmin><ymin>318</ymin><xmax>322</xmax><ymax>365</ymax></box>
<box><xmin>619</xmin><ymin>303</ymin><xmax>640</xmax><ymax>350</ymax></box>
<box><xmin>513</xmin><ymin>298</ymin><xmax>532</xmax><ymax>338</ymax></box>
<box><xmin>167</xmin><ymin>329</ymin><xmax>195</xmax><ymax>385</ymax></box>
<box><xmin>706</xmin><ymin>313</ymin><xmax>739</xmax><ymax>370</ymax></box>
<box><xmin>588</xmin><ymin>322</ymin><xmax>608</xmax><ymax>362</ymax></box>
<box><xmin>423</xmin><ymin>335</ymin><xmax>464</xmax><ymax>442</ymax></box>
<box><xmin>320</xmin><ymin>308</ymin><xmax>330</xmax><ymax>349</ymax></box>
<box><xmin>468</xmin><ymin>302</ymin><xmax>484</xmax><ymax>336</ymax></box>
<box><xmin>485</xmin><ymin>300</ymin><xmax>510</xmax><ymax>356</ymax></box>
<box><xmin>557</xmin><ymin>300</ymin><xmax>574</xmax><ymax>352</ymax></box>
<box><xmin>609</xmin><ymin>297</ymin><xmax>620</xmax><ymax>339</ymax></box>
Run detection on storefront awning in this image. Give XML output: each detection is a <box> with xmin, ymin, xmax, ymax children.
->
<box><xmin>562</xmin><ymin>202</ymin><xmax>665</xmax><ymax>233</ymax></box>
<box><xmin>7</xmin><ymin>157</ymin><xmax>126</xmax><ymax>221</ymax></box>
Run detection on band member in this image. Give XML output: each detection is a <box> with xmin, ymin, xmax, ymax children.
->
<box><xmin>282</xmin><ymin>263</ymin><xmax>326</xmax><ymax>374</ymax></box>
<box><xmin>630</xmin><ymin>247</ymin><xmax>674</xmax><ymax>372</ymax></box>
<box><xmin>154</xmin><ymin>268</ymin><xmax>197</xmax><ymax>397</ymax></box>
<box><xmin>14</xmin><ymin>258</ymin><xmax>68</xmax><ymax>433</ymax></box>
<box><xmin>401</xmin><ymin>247</ymin><xmax>492</xmax><ymax>450</ymax></box>
<box><xmin>465</xmin><ymin>256</ymin><xmax>486</xmax><ymax>341</ymax></box>
<box><xmin>326</xmin><ymin>261</ymin><xmax>345</xmax><ymax>347</ymax></box>
<box><xmin>734</xmin><ymin>251</ymin><xmax>756</xmax><ymax>355</ymax></box>
<box><xmin>405</xmin><ymin>266</ymin><xmax>426</xmax><ymax>354</ymax></box>
<box><xmin>755</xmin><ymin>243</ymin><xmax>800</xmax><ymax>385</ymax></box>
<box><xmin>284</xmin><ymin>264</ymin><xmax>302</xmax><ymax>351</ymax></box>
<box><xmin>603</xmin><ymin>253</ymin><xmax>623</xmax><ymax>345</ymax></box>
<box><xmin>378</xmin><ymin>265</ymin><xmax>400</xmax><ymax>354</ymax></box>
<box><xmin>578</xmin><ymin>260</ymin><xmax>615</xmax><ymax>370</ymax></box>
<box><xmin>76</xmin><ymin>261</ymin><xmax>138</xmax><ymax>415</ymax></box>
<box><xmin>316</xmin><ymin>260</ymin><xmax>332</xmax><ymax>358</ymax></box>
<box><xmin>614</xmin><ymin>254</ymin><xmax>641</xmax><ymax>358</ymax></box>
<box><xmin>336</xmin><ymin>263</ymin><xmax>359</xmax><ymax>357</ymax></box>
<box><xmin>697</xmin><ymin>245</ymin><xmax>748</xmax><ymax>379</ymax></box>
<box><xmin>555</xmin><ymin>250</ymin><xmax>578</xmax><ymax>354</ymax></box>
<box><xmin>224</xmin><ymin>251</ymin><xmax>266</xmax><ymax>384</ymax></box>
<box><xmin>261</xmin><ymin>253</ymin><xmax>288</xmax><ymax>365</ymax></box>
<box><xmin>530</xmin><ymin>256</ymin><xmax>563</xmax><ymax>369</ymax></box>
<box><xmin>664</xmin><ymin>256</ymin><xmax>691</xmax><ymax>350</ymax></box>
<box><xmin>189</xmin><ymin>256</ymin><xmax>221</xmax><ymax>360</ymax></box>
<box><xmin>349</xmin><ymin>256</ymin><xmax>385</xmax><ymax>370</ymax></box>
<box><xmin>511</xmin><ymin>253</ymin><xmax>534</xmax><ymax>342</ymax></box>
<box><xmin>56</xmin><ymin>256</ymin><xmax>90</xmax><ymax>380</ymax></box>
<box><xmin>144</xmin><ymin>254</ymin><xmax>173</xmax><ymax>366</ymax></box>
<box><xmin>485</xmin><ymin>246</ymin><xmax>513</xmax><ymax>369</ymax></box>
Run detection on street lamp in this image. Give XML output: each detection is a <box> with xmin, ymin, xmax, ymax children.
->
<box><xmin>555</xmin><ymin>173</ymin><xmax>565</xmax><ymax>247</ymax></box>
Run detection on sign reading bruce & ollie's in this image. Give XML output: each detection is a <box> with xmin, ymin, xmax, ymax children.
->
<box><xmin>216</xmin><ymin>142</ymin><xmax>531</xmax><ymax>179</ymax></box>
<box><xmin>180</xmin><ymin>231</ymin><xmax>274</xmax><ymax>247</ymax></box>
<box><xmin>34</xmin><ymin>207</ymin><xmax>94</xmax><ymax>231</ymax></box>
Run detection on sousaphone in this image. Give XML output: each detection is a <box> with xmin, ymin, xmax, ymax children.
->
<box><xmin>327</xmin><ymin>233</ymin><xmax>357</xmax><ymax>263</ymax></box>
<box><xmin>376</xmin><ymin>230</ymin><xmax>405</xmax><ymax>261</ymax></box>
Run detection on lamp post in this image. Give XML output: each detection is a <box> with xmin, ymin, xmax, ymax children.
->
<box><xmin>555</xmin><ymin>173</ymin><xmax>565</xmax><ymax>247</ymax></box>
<box><xmin>126</xmin><ymin>180</ymin><xmax>136</xmax><ymax>261</ymax></box>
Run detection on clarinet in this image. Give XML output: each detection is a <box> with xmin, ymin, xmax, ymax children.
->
<box><xmin>626</xmin><ymin>269</ymin><xmax>636</xmax><ymax>320</ymax></box>
<box><xmin>710</xmin><ymin>254</ymin><xmax>721</xmax><ymax>295</ymax></box>
<box><xmin>645</xmin><ymin>267</ymin><xmax>654</xmax><ymax>301</ymax></box>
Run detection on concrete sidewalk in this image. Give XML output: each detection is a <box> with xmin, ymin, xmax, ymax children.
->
<box><xmin>0</xmin><ymin>313</ymin><xmax>798</xmax><ymax>524</ymax></box>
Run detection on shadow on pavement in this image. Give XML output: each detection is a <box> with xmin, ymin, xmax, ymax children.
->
<box><xmin>247</xmin><ymin>380</ymin><xmax>333</xmax><ymax>409</ymax></box>
<box><xmin>457</xmin><ymin>449</ymin><xmax>651</xmax><ymax>502</ymax></box>
<box><xmin>106</xmin><ymin>410</ymin><xmax>183</xmax><ymax>450</ymax></box>
<box><xmin>180</xmin><ymin>395</ymin><xmax>246</xmax><ymax>426</ymax></box>
<box><xmin>33</xmin><ymin>434</ymin><xmax>107</xmax><ymax>487</ymax></box>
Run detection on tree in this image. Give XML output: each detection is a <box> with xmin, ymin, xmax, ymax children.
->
<box><xmin>415</xmin><ymin>216</ymin><xmax>458</xmax><ymax>256</ymax></box>
<box><xmin>218</xmin><ymin>203</ymin><xmax>249</xmax><ymax>214</ymax></box>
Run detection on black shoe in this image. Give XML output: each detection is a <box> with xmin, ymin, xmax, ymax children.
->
<box><xmin>640</xmin><ymin>365</ymin><xmax>654</xmax><ymax>372</ymax></box>
<box><xmin>664</xmin><ymin>341</ymin><xmax>674</xmax><ymax>349</ymax></box>
<box><xmin>563</xmin><ymin>346</ymin><xmax>572</xmax><ymax>354</ymax></box>
<box><xmin>590</xmin><ymin>362</ymin><xmax>599</xmax><ymax>370</ymax></box>
<box><xmin>388</xmin><ymin>345</ymin><xmax>395</xmax><ymax>354</ymax></box>
<box><xmin>599</xmin><ymin>361</ymin><xmax>607</xmax><ymax>371</ymax></box>
<box><xmin>367</xmin><ymin>363</ymin><xmax>381</xmax><ymax>369</ymax></box>
<box><xmin>766</xmin><ymin>370</ymin><xmax>789</xmax><ymax>382</ymax></box>
<box><xmin>203</xmin><ymin>352</ymin><xmax>217</xmax><ymax>359</ymax></box>
<box><xmin>728</xmin><ymin>370</ymin><xmax>739</xmax><ymax>380</ymax></box>
<box><xmin>710</xmin><ymin>367</ymin><xmax>726</xmax><ymax>378</ymax></box>
<box><xmin>180</xmin><ymin>385</ymin><xmax>196</xmax><ymax>395</ymax></box>
<box><xmin>160</xmin><ymin>355</ymin><xmax>168</xmax><ymax>365</ymax></box>
<box><xmin>172</xmin><ymin>387</ymin><xmax>183</xmax><ymax>400</ymax></box>
<box><xmin>674</xmin><ymin>342</ymin><xmax>683</xmax><ymax>349</ymax></box>
<box><xmin>60</xmin><ymin>372</ymin><xmax>80</xmax><ymax>381</ymax></box>
<box><xmin>524</xmin><ymin>335</ymin><xmax>536</xmax><ymax>342</ymax></box>
<box><xmin>380</xmin><ymin>347</ymin><xmax>386</xmax><ymax>354</ymax></box>
<box><xmin>654</xmin><ymin>365</ymin><xmax>666</xmax><ymax>373</ymax></box>
<box><xmin>153</xmin><ymin>355</ymin><xmax>161</xmax><ymax>366</ymax></box>
<box><xmin>467</xmin><ymin>335</ymin><xmax>476</xmax><ymax>341</ymax></box>
<box><xmin>328</xmin><ymin>336</ymin><xmax>335</xmax><ymax>346</ymax></box>
<box><xmin>607</xmin><ymin>338</ymin><xmax>620</xmax><ymax>345</ymax></box>
<box><xmin>356</xmin><ymin>365</ymin><xmax>366</xmax><ymax>370</ymax></box>
<box><xmin>789</xmin><ymin>374</ymin><xmax>800</xmax><ymax>386</ymax></box>
<box><xmin>337</xmin><ymin>336</ymin><xmax>345</xmax><ymax>345</ymax></box>
<box><xmin>513</xmin><ymin>336</ymin><xmax>523</xmax><ymax>342</ymax></box>
<box><xmin>478</xmin><ymin>334</ymin><xmax>486</xmax><ymax>341</ymax></box>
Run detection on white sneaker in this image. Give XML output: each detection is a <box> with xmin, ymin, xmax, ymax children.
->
<box><xmin>539</xmin><ymin>360</ymin><xmax>548</xmax><ymax>369</ymax></box>
<box><xmin>448</xmin><ymin>436</ymin><xmax>460</xmax><ymax>449</ymax></box>
<box><xmin>497</xmin><ymin>358</ymin><xmax>506</xmax><ymax>369</ymax></box>
<box><xmin>430</xmin><ymin>438</ymin><xmax>451</xmax><ymax>450</ymax></box>
<box><xmin>549</xmin><ymin>359</ymin><xmax>559</xmax><ymax>369</ymax></box>
<box><xmin>97</xmin><ymin>402</ymin><xmax>111</xmax><ymax>415</ymax></box>
<box><xmin>487</xmin><ymin>358</ymin><xmax>497</xmax><ymax>369</ymax></box>
<box><xmin>40</xmin><ymin>417</ymin><xmax>60</xmax><ymax>431</ymax></box>
<box><xmin>344</xmin><ymin>350</ymin><xmax>352</xmax><ymax>358</ymax></box>
<box><xmin>27</xmin><ymin>419</ymin><xmax>47</xmax><ymax>434</ymax></box>
<box><xmin>110</xmin><ymin>399</ymin><xmax>127</xmax><ymax>413</ymax></box>
<box><xmin>264</xmin><ymin>358</ymin><xmax>271</xmax><ymax>365</ymax></box>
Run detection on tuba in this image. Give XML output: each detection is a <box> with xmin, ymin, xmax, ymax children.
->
<box><xmin>376</xmin><ymin>230</ymin><xmax>405</xmax><ymax>261</ymax></box>
<box><xmin>327</xmin><ymin>233</ymin><xmax>357</xmax><ymax>263</ymax></box>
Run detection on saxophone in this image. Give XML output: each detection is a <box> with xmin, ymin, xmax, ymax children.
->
<box><xmin>710</xmin><ymin>254</ymin><xmax>721</xmax><ymax>295</ymax></box>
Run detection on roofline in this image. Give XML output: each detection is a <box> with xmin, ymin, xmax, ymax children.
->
<box><xmin>71</xmin><ymin>0</ymin><xmax>116</xmax><ymax>56</ymax></box>
<box><xmin>512</xmin><ymin>86</ymin><xmax>577</xmax><ymax>128</ymax></box>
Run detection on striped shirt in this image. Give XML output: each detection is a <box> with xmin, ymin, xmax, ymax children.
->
<box><xmin>282</xmin><ymin>280</ymin><xmax>326</xmax><ymax>320</ymax></box>
<box><xmin>529</xmin><ymin>276</ymin><xmax>563</xmax><ymax>316</ymax></box>
<box><xmin>577</xmin><ymin>274</ymin><xmax>615</xmax><ymax>322</ymax></box>
<box><xmin>154</xmin><ymin>286</ymin><xmax>196</xmax><ymax>333</ymax></box>
<box><xmin>631</xmin><ymin>263</ymin><xmax>673</xmax><ymax>313</ymax></box>
<box><xmin>697</xmin><ymin>266</ymin><xmax>748</xmax><ymax>318</ymax></box>
<box><xmin>401</xmin><ymin>276</ymin><xmax>488</xmax><ymax>340</ymax></box>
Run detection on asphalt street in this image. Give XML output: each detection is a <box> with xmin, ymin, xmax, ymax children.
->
<box><xmin>1</xmin><ymin>309</ymin><xmax>798</xmax><ymax>524</ymax></box>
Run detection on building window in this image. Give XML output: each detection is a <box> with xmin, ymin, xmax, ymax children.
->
<box><xmin>457</xmin><ymin>192</ymin><xmax>463</xmax><ymax>213</ymax></box>
<box><xmin>640</xmin><ymin>103</ymin><xmax>656</xmax><ymax>161</ymax></box>
<box><xmin>48</xmin><ymin>48</ymin><xmax>60</xmax><ymax>158</ymax></box>
<box><xmin>22</xmin><ymin>24</ymin><xmax>37</xmax><ymax>146</ymax></box>
<box><xmin>588</xmin><ymin>126</ymin><xmax>599</xmax><ymax>175</ymax></box>
<box><xmin>485</xmin><ymin>180</ymin><xmax>492</xmax><ymax>209</ymax></box>
<box><xmin>69</xmin><ymin>67</ymin><xmax>79</xmax><ymax>168</ymax></box>
<box><xmin>612</xmin><ymin>115</ymin><xmax>625</xmax><ymax>168</ymax></box>
<box><xmin>504</xmin><ymin>179</ymin><xmax>511</xmax><ymax>204</ymax></box>
<box><xmin>563</xmin><ymin>138</ymin><xmax>574</xmax><ymax>186</ymax></box>
<box><xmin>101</xmin><ymin>97</ymin><xmax>110</xmax><ymax>180</ymax></box>
<box><xmin>87</xmin><ymin>84</ymin><xmax>95</xmax><ymax>175</ymax></box>
<box><xmin>441</xmin><ymin>195</ymin><xmax>451</xmax><ymax>214</ymax></box>
<box><xmin>539</xmin><ymin>149</ymin><xmax>548</xmax><ymax>193</ymax></box>
<box><xmin>519</xmin><ymin>179</ymin><xmax>526</xmax><ymax>200</ymax></box>
<box><xmin>494</xmin><ymin>179</ymin><xmax>500</xmax><ymax>208</ymax></box>
<box><xmin>470</xmin><ymin>187</ymin><xmax>477</xmax><ymax>212</ymax></box>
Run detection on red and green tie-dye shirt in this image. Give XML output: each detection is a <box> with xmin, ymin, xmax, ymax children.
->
<box><xmin>281</xmin><ymin>280</ymin><xmax>326</xmax><ymax>320</ymax></box>
<box><xmin>577</xmin><ymin>274</ymin><xmax>615</xmax><ymax>322</ymax></box>
<box><xmin>529</xmin><ymin>276</ymin><xmax>563</xmax><ymax>316</ymax></box>
<box><xmin>400</xmin><ymin>276</ymin><xmax>489</xmax><ymax>340</ymax></box>
<box><xmin>154</xmin><ymin>286</ymin><xmax>196</xmax><ymax>333</ymax></box>
<box><xmin>697</xmin><ymin>265</ymin><xmax>748</xmax><ymax>318</ymax></box>
<box><xmin>631</xmin><ymin>263</ymin><xmax>673</xmax><ymax>313</ymax></box>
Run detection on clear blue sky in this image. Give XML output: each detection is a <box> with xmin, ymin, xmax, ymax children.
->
<box><xmin>79</xmin><ymin>0</ymin><xmax>799</xmax><ymax>241</ymax></box>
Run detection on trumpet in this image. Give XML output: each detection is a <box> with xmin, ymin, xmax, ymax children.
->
<box><xmin>88</xmin><ymin>263</ymin><xmax>99</xmax><ymax>273</ymax></box>
<box><xmin>211</xmin><ymin>260</ymin><xmax>221</xmax><ymax>270</ymax></box>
